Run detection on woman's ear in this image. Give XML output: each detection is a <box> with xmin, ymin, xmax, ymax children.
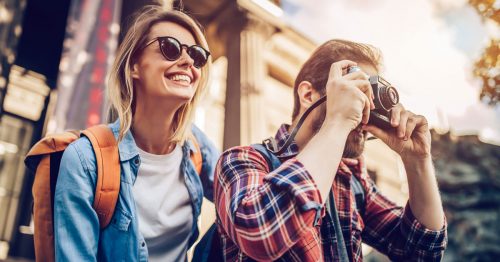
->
<box><xmin>131</xmin><ymin>63</ymin><xmax>140</xmax><ymax>80</ymax></box>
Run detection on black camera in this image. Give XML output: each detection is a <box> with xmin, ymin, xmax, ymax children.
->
<box><xmin>262</xmin><ymin>66</ymin><xmax>400</xmax><ymax>154</ymax></box>
<box><xmin>347</xmin><ymin>66</ymin><xmax>399</xmax><ymax>129</ymax></box>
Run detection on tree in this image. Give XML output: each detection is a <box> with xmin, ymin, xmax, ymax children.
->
<box><xmin>469</xmin><ymin>0</ymin><xmax>499</xmax><ymax>106</ymax></box>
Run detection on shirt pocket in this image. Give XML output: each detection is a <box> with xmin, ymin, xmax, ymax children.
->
<box><xmin>110</xmin><ymin>206</ymin><xmax>132</xmax><ymax>232</ymax></box>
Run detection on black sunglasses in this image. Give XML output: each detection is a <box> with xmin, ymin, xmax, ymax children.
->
<box><xmin>143</xmin><ymin>36</ymin><xmax>210</xmax><ymax>68</ymax></box>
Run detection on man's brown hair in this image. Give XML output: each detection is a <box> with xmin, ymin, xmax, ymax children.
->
<box><xmin>292</xmin><ymin>39</ymin><xmax>382</xmax><ymax>120</ymax></box>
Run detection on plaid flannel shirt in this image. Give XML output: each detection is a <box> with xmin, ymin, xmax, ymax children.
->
<box><xmin>214</xmin><ymin>124</ymin><xmax>447</xmax><ymax>261</ymax></box>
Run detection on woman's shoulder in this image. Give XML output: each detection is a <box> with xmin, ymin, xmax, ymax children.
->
<box><xmin>62</xmin><ymin>136</ymin><xmax>98</xmax><ymax>174</ymax></box>
<box><xmin>190</xmin><ymin>124</ymin><xmax>219</xmax><ymax>154</ymax></box>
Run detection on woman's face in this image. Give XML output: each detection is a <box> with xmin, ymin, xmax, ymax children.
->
<box><xmin>132</xmin><ymin>21</ymin><xmax>201</xmax><ymax>106</ymax></box>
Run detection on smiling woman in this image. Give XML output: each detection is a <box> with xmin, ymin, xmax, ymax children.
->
<box><xmin>108</xmin><ymin>6</ymin><xmax>212</xmax><ymax>144</ymax></box>
<box><xmin>52</xmin><ymin>5</ymin><xmax>220</xmax><ymax>262</ymax></box>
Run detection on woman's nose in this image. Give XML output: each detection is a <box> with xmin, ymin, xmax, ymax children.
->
<box><xmin>177</xmin><ymin>47</ymin><xmax>194</xmax><ymax>68</ymax></box>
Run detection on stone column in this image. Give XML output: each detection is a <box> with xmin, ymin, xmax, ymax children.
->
<box><xmin>223</xmin><ymin>12</ymin><xmax>274</xmax><ymax>149</ymax></box>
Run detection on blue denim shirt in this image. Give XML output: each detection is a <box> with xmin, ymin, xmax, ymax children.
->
<box><xmin>54</xmin><ymin>120</ymin><xmax>219</xmax><ymax>261</ymax></box>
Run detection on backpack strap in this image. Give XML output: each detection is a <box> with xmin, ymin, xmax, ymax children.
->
<box><xmin>350</xmin><ymin>175</ymin><xmax>365</xmax><ymax>217</ymax></box>
<box><xmin>192</xmin><ymin>223</ymin><xmax>223</xmax><ymax>262</ymax></box>
<box><xmin>250</xmin><ymin>143</ymin><xmax>282</xmax><ymax>171</ymax></box>
<box><xmin>189</xmin><ymin>134</ymin><xmax>203</xmax><ymax>175</ymax></box>
<box><xmin>81</xmin><ymin>125</ymin><xmax>120</xmax><ymax>229</ymax></box>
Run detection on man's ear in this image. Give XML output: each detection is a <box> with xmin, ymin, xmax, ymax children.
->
<box><xmin>131</xmin><ymin>62</ymin><xmax>140</xmax><ymax>80</ymax></box>
<box><xmin>297</xmin><ymin>81</ymin><xmax>320</xmax><ymax>109</ymax></box>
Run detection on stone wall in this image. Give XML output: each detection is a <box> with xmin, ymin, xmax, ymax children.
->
<box><xmin>431</xmin><ymin>130</ymin><xmax>500</xmax><ymax>261</ymax></box>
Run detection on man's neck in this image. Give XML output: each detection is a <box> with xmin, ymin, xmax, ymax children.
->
<box><xmin>288</xmin><ymin>121</ymin><xmax>313</xmax><ymax>152</ymax></box>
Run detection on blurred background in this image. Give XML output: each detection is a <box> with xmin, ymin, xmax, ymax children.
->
<box><xmin>0</xmin><ymin>0</ymin><xmax>498</xmax><ymax>261</ymax></box>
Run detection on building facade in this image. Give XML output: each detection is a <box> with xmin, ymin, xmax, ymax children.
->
<box><xmin>0</xmin><ymin>0</ymin><xmax>407</xmax><ymax>260</ymax></box>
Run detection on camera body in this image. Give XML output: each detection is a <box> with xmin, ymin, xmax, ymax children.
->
<box><xmin>347</xmin><ymin>66</ymin><xmax>399</xmax><ymax>129</ymax></box>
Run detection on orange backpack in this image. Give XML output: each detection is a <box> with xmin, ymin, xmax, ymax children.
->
<box><xmin>24</xmin><ymin>125</ymin><xmax>202</xmax><ymax>262</ymax></box>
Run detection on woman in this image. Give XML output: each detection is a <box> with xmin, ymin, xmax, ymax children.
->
<box><xmin>54</xmin><ymin>5</ymin><xmax>219</xmax><ymax>261</ymax></box>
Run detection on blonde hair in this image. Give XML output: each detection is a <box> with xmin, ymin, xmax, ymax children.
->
<box><xmin>107</xmin><ymin>5</ymin><xmax>211</xmax><ymax>143</ymax></box>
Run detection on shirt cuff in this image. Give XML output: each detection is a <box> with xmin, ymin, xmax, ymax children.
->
<box><xmin>264</xmin><ymin>157</ymin><xmax>325</xmax><ymax>226</ymax></box>
<box><xmin>401</xmin><ymin>202</ymin><xmax>448</xmax><ymax>251</ymax></box>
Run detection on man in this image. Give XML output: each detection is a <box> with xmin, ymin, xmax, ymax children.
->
<box><xmin>213</xmin><ymin>39</ymin><xmax>447</xmax><ymax>261</ymax></box>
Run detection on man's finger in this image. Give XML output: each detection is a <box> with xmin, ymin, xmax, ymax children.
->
<box><xmin>329</xmin><ymin>60</ymin><xmax>357</xmax><ymax>80</ymax></box>
<box><xmin>352</xmin><ymin>80</ymin><xmax>374</xmax><ymax>109</ymax></box>
<box><xmin>390</xmin><ymin>103</ymin><xmax>404</xmax><ymax>127</ymax></box>
<box><xmin>404</xmin><ymin>113</ymin><xmax>418</xmax><ymax>140</ymax></box>
<box><xmin>344</xmin><ymin>71</ymin><xmax>369</xmax><ymax>81</ymax></box>
<box><xmin>414</xmin><ymin>115</ymin><xmax>429</xmax><ymax>133</ymax></box>
<box><xmin>397</xmin><ymin>111</ymin><xmax>409</xmax><ymax>138</ymax></box>
<box><xmin>362</xmin><ymin>95</ymin><xmax>370</xmax><ymax>124</ymax></box>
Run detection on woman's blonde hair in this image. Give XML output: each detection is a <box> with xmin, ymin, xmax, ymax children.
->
<box><xmin>107</xmin><ymin>5</ymin><xmax>211</xmax><ymax>143</ymax></box>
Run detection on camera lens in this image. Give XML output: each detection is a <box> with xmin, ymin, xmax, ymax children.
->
<box><xmin>379</xmin><ymin>86</ymin><xmax>399</xmax><ymax>110</ymax></box>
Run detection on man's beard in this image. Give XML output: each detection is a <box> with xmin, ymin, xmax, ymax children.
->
<box><xmin>311</xmin><ymin>107</ymin><xmax>367</xmax><ymax>158</ymax></box>
<box><xmin>343</xmin><ymin>125</ymin><xmax>367</xmax><ymax>158</ymax></box>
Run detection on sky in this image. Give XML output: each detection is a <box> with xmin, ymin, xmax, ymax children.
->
<box><xmin>280</xmin><ymin>0</ymin><xmax>500</xmax><ymax>145</ymax></box>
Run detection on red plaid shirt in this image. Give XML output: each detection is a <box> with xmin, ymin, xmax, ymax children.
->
<box><xmin>214</xmin><ymin>124</ymin><xmax>447</xmax><ymax>261</ymax></box>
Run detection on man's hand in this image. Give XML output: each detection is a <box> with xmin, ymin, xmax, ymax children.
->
<box><xmin>364</xmin><ymin>104</ymin><xmax>445</xmax><ymax>230</ymax></box>
<box><xmin>324</xmin><ymin>60</ymin><xmax>375</xmax><ymax>131</ymax></box>
<box><xmin>363</xmin><ymin>104</ymin><xmax>431</xmax><ymax>161</ymax></box>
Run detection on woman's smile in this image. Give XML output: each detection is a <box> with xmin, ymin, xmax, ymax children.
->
<box><xmin>165</xmin><ymin>72</ymin><xmax>193</xmax><ymax>88</ymax></box>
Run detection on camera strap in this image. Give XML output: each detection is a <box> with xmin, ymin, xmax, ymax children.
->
<box><xmin>264</xmin><ymin>96</ymin><xmax>327</xmax><ymax>154</ymax></box>
<box><xmin>263</xmin><ymin>93</ymin><xmax>381</xmax><ymax>154</ymax></box>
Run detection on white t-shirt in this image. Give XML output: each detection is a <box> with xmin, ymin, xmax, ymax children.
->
<box><xmin>133</xmin><ymin>144</ymin><xmax>193</xmax><ymax>262</ymax></box>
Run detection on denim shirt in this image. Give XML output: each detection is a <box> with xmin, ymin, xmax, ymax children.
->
<box><xmin>54</xmin><ymin>120</ymin><xmax>219</xmax><ymax>261</ymax></box>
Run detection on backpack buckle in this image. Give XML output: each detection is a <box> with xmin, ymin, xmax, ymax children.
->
<box><xmin>262</xmin><ymin>137</ymin><xmax>278</xmax><ymax>153</ymax></box>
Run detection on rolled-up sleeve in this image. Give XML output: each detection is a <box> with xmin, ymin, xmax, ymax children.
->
<box><xmin>360</xmin><ymin>173</ymin><xmax>447</xmax><ymax>262</ymax></box>
<box><xmin>214</xmin><ymin>146</ymin><xmax>323</xmax><ymax>261</ymax></box>
<box><xmin>400</xmin><ymin>203</ymin><xmax>448</xmax><ymax>259</ymax></box>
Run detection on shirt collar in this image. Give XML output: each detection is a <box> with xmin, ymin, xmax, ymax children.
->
<box><xmin>273</xmin><ymin>123</ymin><xmax>300</xmax><ymax>159</ymax></box>
<box><xmin>109</xmin><ymin>120</ymin><xmax>197</xmax><ymax>162</ymax></box>
<box><xmin>184</xmin><ymin>135</ymin><xmax>198</xmax><ymax>155</ymax></box>
<box><xmin>109</xmin><ymin>120</ymin><xmax>139</xmax><ymax>162</ymax></box>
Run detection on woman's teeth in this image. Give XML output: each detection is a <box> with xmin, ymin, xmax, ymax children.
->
<box><xmin>168</xmin><ymin>74</ymin><xmax>191</xmax><ymax>84</ymax></box>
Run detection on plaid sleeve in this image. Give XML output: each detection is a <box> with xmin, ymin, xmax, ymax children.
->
<box><xmin>214</xmin><ymin>146</ymin><xmax>324</xmax><ymax>261</ymax></box>
<box><xmin>359</xmin><ymin>173</ymin><xmax>447</xmax><ymax>262</ymax></box>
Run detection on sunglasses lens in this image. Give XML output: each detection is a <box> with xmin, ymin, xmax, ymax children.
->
<box><xmin>188</xmin><ymin>46</ymin><xmax>208</xmax><ymax>68</ymax></box>
<box><xmin>157</xmin><ymin>37</ymin><xmax>209</xmax><ymax>68</ymax></box>
<box><xmin>160</xmin><ymin>38</ymin><xmax>181</xmax><ymax>61</ymax></box>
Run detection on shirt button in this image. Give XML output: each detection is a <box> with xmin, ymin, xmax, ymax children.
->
<box><xmin>134</xmin><ymin>158</ymin><xmax>140</xmax><ymax>165</ymax></box>
<box><xmin>141</xmin><ymin>241</ymin><xmax>145</xmax><ymax>247</ymax></box>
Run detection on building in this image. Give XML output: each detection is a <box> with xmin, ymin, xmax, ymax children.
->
<box><xmin>0</xmin><ymin>0</ymin><xmax>70</xmax><ymax>258</ymax></box>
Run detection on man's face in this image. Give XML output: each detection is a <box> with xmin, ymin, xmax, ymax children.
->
<box><xmin>311</xmin><ymin>63</ymin><xmax>378</xmax><ymax>158</ymax></box>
